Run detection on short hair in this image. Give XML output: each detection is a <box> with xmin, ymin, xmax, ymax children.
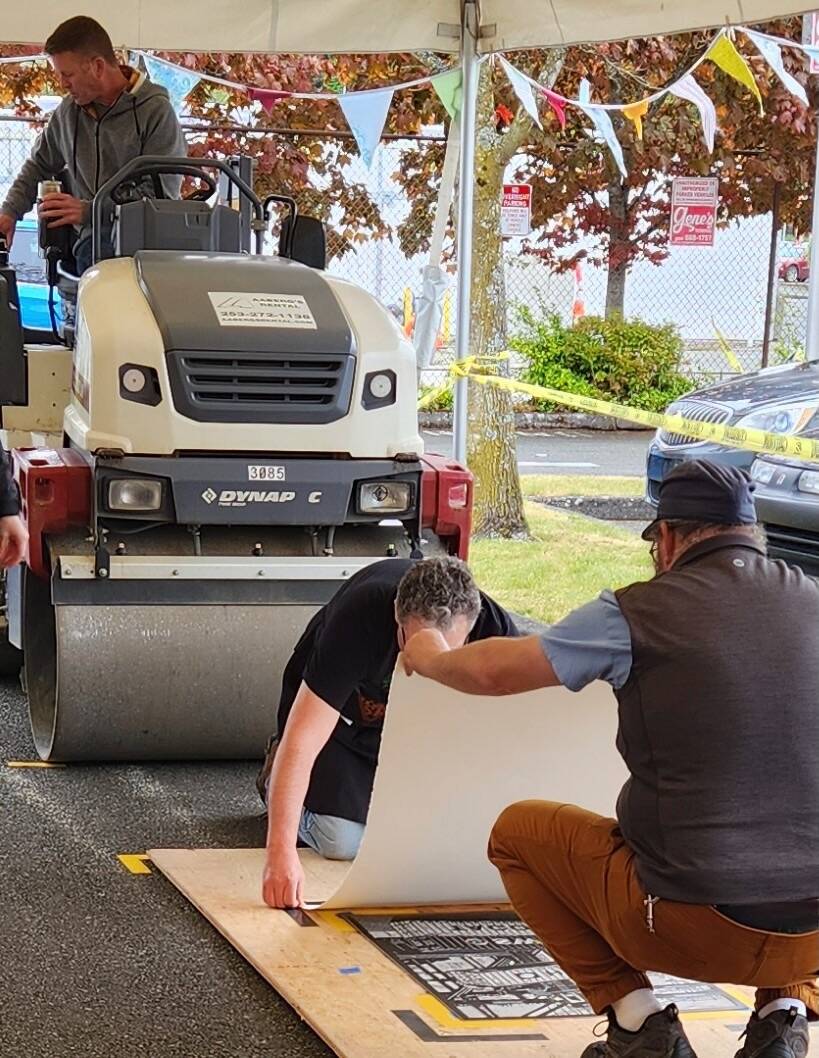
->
<box><xmin>646</xmin><ymin>519</ymin><xmax>767</xmax><ymax>548</ymax></box>
<box><xmin>395</xmin><ymin>556</ymin><xmax>481</xmax><ymax>630</ymax></box>
<box><xmin>45</xmin><ymin>17</ymin><xmax>117</xmax><ymax>64</ymax></box>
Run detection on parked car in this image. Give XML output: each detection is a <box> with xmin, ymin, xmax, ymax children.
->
<box><xmin>750</xmin><ymin>441</ymin><xmax>819</xmax><ymax>575</ymax></box>
<box><xmin>778</xmin><ymin>256</ymin><xmax>809</xmax><ymax>283</ymax></box>
<box><xmin>646</xmin><ymin>361</ymin><xmax>819</xmax><ymax>504</ymax></box>
<box><xmin>7</xmin><ymin>217</ymin><xmax>60</xmax><ymax>331</ymax></box>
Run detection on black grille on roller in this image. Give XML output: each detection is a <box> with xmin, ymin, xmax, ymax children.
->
<box><xmin>166</xmin><ymin>349</ymin><xmax>355</xmax><ymax>424</ymax></box>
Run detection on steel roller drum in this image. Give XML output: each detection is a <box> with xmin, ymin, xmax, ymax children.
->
<box><xmin>24</xmin><ymin>568</ymin><xmax>315</xmax><ymax>761</ymax></box>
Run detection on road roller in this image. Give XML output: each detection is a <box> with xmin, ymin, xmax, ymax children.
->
<box><xmin>0</xmin><ymin>156</ymin><xmax>472</xmax><ymax>761</ymax></box>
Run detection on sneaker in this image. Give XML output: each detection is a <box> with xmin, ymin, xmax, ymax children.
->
<box><xmin>735</xmin><ymin>1008</ymin><xmax>810</xmax><ymax>1058</ymax></box>
<box><xmin>581</xmin><ymin>1004</ymin><xmax>698</xmax><ymax>1058</ymax></box>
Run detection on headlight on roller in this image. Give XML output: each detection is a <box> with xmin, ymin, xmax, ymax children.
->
<box><xmin>358</xmin><ymin>481</ymin><xmax>411</xmax><ymax>514</ymax></box>
<box><xmin>108</xmin><ymin>479</ymin><xmax>163</xmax><ymax>512</ymax></box>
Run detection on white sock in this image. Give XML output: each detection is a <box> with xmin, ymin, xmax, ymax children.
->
<box><xmin>611</xmin><ymin>989</ymin><xmax>664</xmax><ymax>1031</ymax></box>
<box><xmin>758</xmin><ymin>999</ymin><xmax>808</xmax><ymax>1020</ymax></box>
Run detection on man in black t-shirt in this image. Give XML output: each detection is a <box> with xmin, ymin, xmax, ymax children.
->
<box><xmin>261</xmin><ymin>555</ymin><xmax>517</xmax><ymax>909</ymax></box>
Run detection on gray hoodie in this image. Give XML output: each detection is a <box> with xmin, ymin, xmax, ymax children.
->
<box><xmin>1</xmin><ymin>68</ymin><xmax>186</xmax><ymax>248</ymax></box>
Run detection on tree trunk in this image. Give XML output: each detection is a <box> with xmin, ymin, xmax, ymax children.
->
<box><xmin>605</xmin><ymin>253</ymin><xmax>628</xmax><ymax>318</ymax></box>
<box><xmin>465</xmin><ymin>64</ymin><xmax>528</xmax><ymax>539</ymax></box>
<box><xmin>604</xmin><ymin>133</ymin><xmax>628</xmax><ymax>319</ymax></box>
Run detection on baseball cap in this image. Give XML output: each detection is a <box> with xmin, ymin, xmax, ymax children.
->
<box><xmin>642</xmin><ymin>459</ymin><xmax>757</xmax><ymax>540</ymax></box>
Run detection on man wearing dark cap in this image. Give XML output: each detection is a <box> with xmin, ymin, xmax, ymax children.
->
<box><xmin>404</xmin><ymin>460</ymin><xmax>819</xmax><ymax>1058</ymax></box>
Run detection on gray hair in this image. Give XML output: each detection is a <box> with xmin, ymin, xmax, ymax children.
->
<box><xmin>395</xmin><ymin>557</ymin><xmax>481</xmax><ymax>630</ymax></box>
<box><xmin>649</xmin><ymin>520</ymin><xmax>767</xmax><ymax>549</ymax></box>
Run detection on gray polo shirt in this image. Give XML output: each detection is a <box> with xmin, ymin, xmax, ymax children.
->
<box><xmin>539</xmin><ymin>589</ymin><xmax>632</xmax><ymax>691</ymax></box>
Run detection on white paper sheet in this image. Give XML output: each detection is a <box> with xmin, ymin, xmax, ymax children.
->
<box><xmin>322</xmin><ymin>670</ymin><xmax>628</xmax><ymax>908</ymax></box>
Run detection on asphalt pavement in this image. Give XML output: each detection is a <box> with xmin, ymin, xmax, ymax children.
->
<box><xmin>422</xmin><ymin>428</ymin><xmax>652</xmax><ymax>476</ymax></box>
<box><xmin>0</xmin><ymin>433</ymin><xmax>644</xmax><ymax>1054</ymax></box>
<box><xmin>0</xmin><ymin>676</ymin><xmax>333</xmax><ymax>1058</ymax></box>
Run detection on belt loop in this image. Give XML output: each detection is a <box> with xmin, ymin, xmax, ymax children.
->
<box><xmin>644</xmin><ymin>894</ymin><xmax>660</xmax><ymax>933</ymax></box>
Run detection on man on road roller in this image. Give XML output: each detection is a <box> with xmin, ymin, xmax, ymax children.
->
<box><xmin>0</xmin><ymin>15</ymin><xmax>185</xmax><ymax>274</ymax></box>
<box><xmin>405</xmin><ymin>461</ymin><xmax>819</xmax><ymax>1058</ymax></box>
<box><xmin>260</xmin><ymin>555</ymin><xmax>517</xmax><ymax>910</ymax></box>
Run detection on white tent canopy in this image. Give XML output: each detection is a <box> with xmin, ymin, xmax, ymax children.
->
<box><xmin>0</xmin><ymin>1</ymin><xmax>813</xmax><ymax>53</ymax></box>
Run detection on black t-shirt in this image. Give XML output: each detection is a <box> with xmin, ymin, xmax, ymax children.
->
<box><xmin>276</xmin><ymin>558</ymin><xmax>518</xmax><ymax>824</ymax></box>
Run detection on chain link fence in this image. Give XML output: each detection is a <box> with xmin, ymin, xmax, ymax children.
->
<box><xmin>0</xmin><ymin>113</ymin><xmax>809</xmax><ymax>389</ymax></box>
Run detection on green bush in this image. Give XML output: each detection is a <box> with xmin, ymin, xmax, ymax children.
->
<box><xmin>510</xmin><ymin>310</ymin><xmax>694</xmax><ymax>413</ymax></box>
<box><xmin>418</xmin><ymin>382</ymin><xmax>454</xmax><ymax>412</ymax></box>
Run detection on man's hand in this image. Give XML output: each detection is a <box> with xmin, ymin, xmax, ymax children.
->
<box><xmin>402</xmin><ymin>627</ymin><xmax>450</xmax><ymax>677</ymax></box>
<box><xmin>262</xmin><ymin>846</ymin><xmax>305</xmax><ymax>909</ymax></box>
<box><xmin>0</xmin><ymin>211</ymin><xmax>16</xmax><ymax>246</ymax></box>
<box><xmin>0</xmin><ymin>516</ymin><xmax>28</xmax><ymax>569</ymax></box>
<box><xmin>38</xmin><ymin>193</ymin><xmax>88</xmax><ymax>229</ymax></box>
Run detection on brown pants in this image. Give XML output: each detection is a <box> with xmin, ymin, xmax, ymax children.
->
<box><xmin>488</xmin><ymin>801</ymin><xmax>819</xmax><ymax>1016</ymax></box>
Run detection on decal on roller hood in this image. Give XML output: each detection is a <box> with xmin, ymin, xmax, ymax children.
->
<box><xmin>207</xmin><ymin>292</ymin><xmax>317</xmax><ymax>329</ymax></box>
<box><xmin>201</xmin><ymin>488</ymin><xmax>322</xmax><ymax>508</ymax></box>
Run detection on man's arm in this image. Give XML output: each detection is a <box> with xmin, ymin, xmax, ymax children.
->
<box><xmin>1</xmin><ymin>122</ymin><xmax>65</xmax><ymax>233</ymax></box>
<box><xmin>262</xmin><ymin>681</ymin><xmax>341</xmax><ymax>909</ymax></box>
<box><xmin>0</xmin><ymin>443</ymin><xmax>27</xmax><ymax>569</ymax></box>
<box><xmin>405</xmin><ymin>591</ymin><xmax>633</xmax><ymax>697</ymax></box>
<box><xmin>403</xmin><ymin>632</ymin><xmax>561</xmax><ymax>695</ymax></box>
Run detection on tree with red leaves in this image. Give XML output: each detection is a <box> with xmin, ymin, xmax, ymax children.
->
<box><xmin>510</xmin><ymin>19</ymin><xmax>816</xmax><ymax>315</ymax></box>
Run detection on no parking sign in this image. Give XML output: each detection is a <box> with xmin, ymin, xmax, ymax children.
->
<box><xmin>501</xmin><ymin>184</ymin><xmax>532</xmax><ymax>237</ymax></box>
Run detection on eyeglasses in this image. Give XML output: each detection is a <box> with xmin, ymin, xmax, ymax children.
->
<box><xmin>648</xmin><ymin>538</ymin><xmax>659</xmax><ymax>562</ymax></box>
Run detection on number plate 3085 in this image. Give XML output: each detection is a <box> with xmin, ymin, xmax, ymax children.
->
<box><xmin>248</xmin><ymin>465</ymin><xmax>286</xmax><ymax>481</ymax></box>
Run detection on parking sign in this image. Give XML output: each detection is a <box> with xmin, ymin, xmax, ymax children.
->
<box><xmin>669</xmin><ymin>177</ymin><xmax>718</xmax><ymax>247</ymax></box>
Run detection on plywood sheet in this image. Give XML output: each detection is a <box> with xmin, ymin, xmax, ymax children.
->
<box><xmin>323</xmin><ymin>671</ymin><xmax>628</xmax><ymax>907</ymax></box>
<box><xmin>150</xmin><ymin>847</ymin><xmax>756</xmax><ymax>1058</ymax></box>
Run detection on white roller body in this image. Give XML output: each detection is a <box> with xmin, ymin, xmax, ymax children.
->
<box><xmin>63</xmin><ymin>256</ymin><xmax>422</xmax><ymax>458</ymax></box>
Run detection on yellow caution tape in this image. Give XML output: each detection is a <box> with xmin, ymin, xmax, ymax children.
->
<box><xmin>445</xmin><ymin>358</ymin><xmax>819</xmax><ymax>464</ymax></box>
<box><xmin>712</xmin><ymin>322</ymin><xmax>743</xmax><ymax>373</ymax></box>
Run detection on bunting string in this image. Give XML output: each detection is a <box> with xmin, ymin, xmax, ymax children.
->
<box><xmin>1</xmin><ymin>23</ymin><xmax>817</xmax><ymax>173</ymax></box>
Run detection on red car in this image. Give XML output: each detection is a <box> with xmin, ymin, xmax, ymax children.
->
<box><xmin>779</xmin><ymin>257</ymin><xmax>809</xmax><ymax>282</ymax></box>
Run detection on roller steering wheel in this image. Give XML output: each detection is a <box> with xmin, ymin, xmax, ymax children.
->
<box><xmin>109</xmin><ymin>168</ymin><xmax>219</xmax><ymax>205</ymax></box>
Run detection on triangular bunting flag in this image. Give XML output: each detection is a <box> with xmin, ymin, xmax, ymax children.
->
<box><xmin>540</xmin><ymin>87</ymin><xmax>566</xmax><ymax>129</ymax></box>
<box><xmin>745</xmin><ymin>29</ymin><xmax>808</xmax><ymax>106</ymax></box>
<box><xmin>143</xmin><ymin>55</ymin><xmax>200</xmax><ymax>113</ymax></box>
<box><xmin>623</xmin><ymin>99</ymin><xmax>649</xmax><ymax>139</ymax></box>
<box><xmin>669</xmin><ymin>74</ymin><xmax>718</xmax><ymax>153</ymax></box>
<box><xmin>577</xmin><ymin>79</ymin><xmax>627</xmax><ymax>180</ymax></box>
<box><xmin>433</xmin><ymin>69</ymin><xmax>463</xmax><ymax>122</ymax></box>
<box><xmin>338</xmin><ymin>89</ymin><xmax>393</xmax><ymax>168</ymax></box>
<box><xmin>500</xmin><ymin>58</ymin><xmax>542</xmax><ymax>129</ymax></box>
<box><xmin>249</xmin><ymin>87</ymin><xmax>291</xmax><ymax>113</ymax></box>
<box><xmin>707</xmin><ymin>35</ymin><xmax>764</xmax><ymax>115</ymax></box>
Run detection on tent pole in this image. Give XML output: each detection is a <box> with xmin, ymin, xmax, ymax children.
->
<box><xmin>805</xmin><ymin>124</ymin><xmax>819</xmax><ymax>361</ymax></box>
<box><xmin>452</xmin><ymin>0</ymin><xmax>480</xmax><ymax>465</ymax></box>
<box><xmin>803</xmin><ymin>13</ymin><xmax>819</xmax><ymax>361</ymax></box>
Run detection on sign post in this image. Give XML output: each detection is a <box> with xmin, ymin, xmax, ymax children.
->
<box><xmin>669</xmin><ymin>176</ymin><xmax>718</xmax><ymax>247</ymax></box>
<box><xmin>500</xmin><ymin>184</ymin><xmax>532</xmax><ymax>237</ymax></box>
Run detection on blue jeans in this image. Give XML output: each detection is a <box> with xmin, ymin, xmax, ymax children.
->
<box><xmin>264</xmin><ymin>775</ymin><xmax>364</xmax><ymax>860</ymax></box>
<box><xmin>297</xmin><ymin>809</ymin><xmax>364</xmax><ymax>861</ymax></box>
